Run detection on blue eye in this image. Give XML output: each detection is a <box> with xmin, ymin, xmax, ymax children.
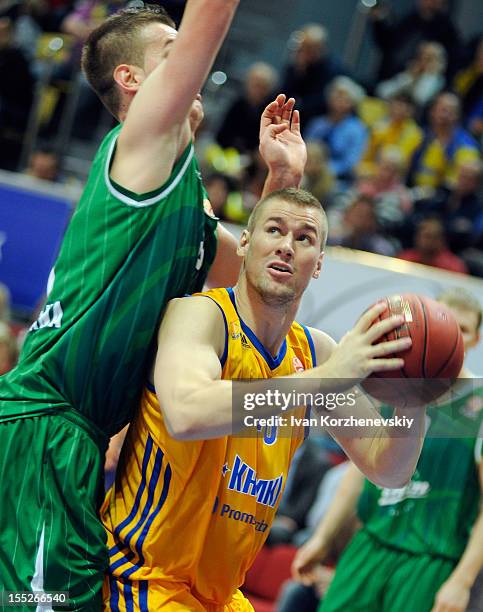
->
<box><xmin>268</xmin><ymin>226</ymin><xmax>280</xmax><ymax>234</ymax></box>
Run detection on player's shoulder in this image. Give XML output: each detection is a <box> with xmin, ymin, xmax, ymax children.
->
<box><xmin>163</xmin><ymin>294</ymin><xmax>226</xmax><ymax>332</ymax></box>
<box><xmin>306</xmin><ymin>326</ymin><xmax>337</xmax><ymax>365</ymax></box>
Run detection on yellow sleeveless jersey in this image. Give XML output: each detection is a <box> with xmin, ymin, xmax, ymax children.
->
<box><xmin>101</xmin><ymin>287</ymin><xmax>316</xmax><ymax>609</ymax></box>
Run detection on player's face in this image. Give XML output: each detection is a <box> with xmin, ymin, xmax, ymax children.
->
<box><xmin>140</xmin><ymin>23</ymin><xmax>204</xmax><ymax>131</ymax></box>
<box><xmin>240</xmin><ymin>199</ymin><xmax>324</xmax><ymax>306</ymax></box>
<box><xmin>448</xmin><ymin>305</ymin><xmax>480</xmax><ymax>351</ymax></box>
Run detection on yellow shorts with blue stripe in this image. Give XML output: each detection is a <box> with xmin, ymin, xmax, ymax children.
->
<box><xmin>103</xmin><ymin>577</ymin><xmax>254</xmax><ymax>611</ymax></box>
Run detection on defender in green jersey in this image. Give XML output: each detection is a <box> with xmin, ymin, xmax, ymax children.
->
<box><xmin>292</xmin><ymin>289</ymin><xmax>483</xmax><ymax>612</ymax></box>
<box><xmin>0</xmin><ymin>2</ymin><xmax>309</xmax><ymax>609</ymax></box>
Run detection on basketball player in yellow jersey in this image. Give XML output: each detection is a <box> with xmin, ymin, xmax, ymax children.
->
<box><xmin>102</xmin><ymin>188</ymin><xmax>427</xmax><ymax>611</ymax></box>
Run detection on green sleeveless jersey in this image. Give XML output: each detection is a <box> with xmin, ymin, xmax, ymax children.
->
<box><xmin>358</xmin><ymin>388</ymin><xmax>483</xmax><ymax>560</ymax></box>
<box><xmin>0</xmin><ymin>125</ymin><xmax>217</xmax><ymax>438</ymax></box>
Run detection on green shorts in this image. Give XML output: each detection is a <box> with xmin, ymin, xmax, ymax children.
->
<box><xmin>0</xmin><ymin>413</ymin><xmax>108</xmax><ymax>611</ymax></box>
<box><xmin>319</xmin><ymin>529</ymin><xmax>456</xmax><ymax>612</ymax></box>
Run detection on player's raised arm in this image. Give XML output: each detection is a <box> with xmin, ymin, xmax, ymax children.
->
<box><xmin>121</xmin><ymin>0</ymin><xmax>239</xmax><ymax>144</ymax></box>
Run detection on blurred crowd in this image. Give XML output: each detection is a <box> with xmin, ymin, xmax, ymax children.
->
<box><xmin>1</xmin><ymin>0</ymin><xmax>482</xmax><ymax>277</ymax></box>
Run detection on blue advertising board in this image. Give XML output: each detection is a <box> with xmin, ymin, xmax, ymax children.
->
<box><xmin>0</xmin><ymin>171</ymin><xmax>76</xmax><ymax>317</ymax></box>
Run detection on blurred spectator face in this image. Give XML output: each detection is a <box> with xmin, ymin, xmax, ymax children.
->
<box><xmin>245</xmin><ymin>63</ymin><xmax>277</xmax><ymax>106</ymax></box>
<box><xmin>418</xmin><ymin>0</ymin><xmax>445</xmax><ymax>17</ymax></box>
<box><xmin>430</xmin><ymin>93</ymin><xmax>460</xmax><ymax>130</ymax></box>
<box><xmin>345</xmin><ymin>197</ymin><xmax>377</xmax><ymax>235</ymax></box>
<box><xmin>294</xmin><ymin>24</ymin><xmax>327</xmax><ymax>68</ymax></box>
<box><xmin>389</xmin><ymin>96</ymin><xmax>414</xmax><ymax>122</ymax></box>
<box><xmin>455</xmin><ymin>161</ymin><xmax>483</xmax><ymax>195</ymax></box>
<box><xmin>415</xmin><ymin>219</ymin><xmax>446</xmax><ymax>256</ymax></box>
<box><xmin>27</xmin><ymin>151</ymin><xmax>60</xmax><ymax>182</ymax></box>
<box><xmin>328</xmin><ymin>86</ymin><xmax>353</xmax><ymax>117</ymax></box>
<box><xmin>205</xmin><ymin>175</ymin><xmax>230</xmax><ymax>216</ymax></box>
<box><xmin>376</xmin><ymin>147</ymin><xmax>403</xmax><ymax>185</ymax></box>
<box><xmin>0</xmin><ymin>17</ymin><xmax>13</xmax><ymax>49</ymax></box>
<box><xmin>418</xmin><ymin>42</ymin><xmax>446</xmax><ymax>73</ymax></box>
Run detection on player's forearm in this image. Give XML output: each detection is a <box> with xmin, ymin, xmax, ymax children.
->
<box><xmin>314</xmin><ymin>389</ymin><xmax>425</xmax><ymax>487</ymax></box>
<box><xmin>349</xmin><ymin>405</ymin><xmax>425</xmax><ymax>488</ymax></box>
<box><xmin>261</xmin><ymin>167</ymin><xmax>303</xmax><ymax>199</ymax></box>
<box><xmin>165</xmin><ymin>374</ymin><xmax>326</xmax><ymax>440</ymax></box>
<box><xmin>447</xmin><ymin>508</ymin><xmax>483</xmax><ymax>589</ymax></box>
<box><xmin>164</xmin><ymin>363</ymin><xmax>355</xmax><ymax>440</ymax></box>
<box><xmin>152</xmin><ymin>0</ymin><xmax>239</xmax><ymax>128</ymax></box>
<box><xmin>310</xmin><ymin>463</ymin><xmax>364</xmax><ymax>550</ymax></box>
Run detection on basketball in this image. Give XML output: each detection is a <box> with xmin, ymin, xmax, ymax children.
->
<box><xmin>362</xmin><ymin>294</ymin><xmax>464</xmax><ymax>407</ymax></box>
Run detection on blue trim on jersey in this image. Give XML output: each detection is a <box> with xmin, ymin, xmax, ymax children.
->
<box><xmin>226</xmin><ymin>287</ymin><xmax>287</xmax><ymax>370</ymax></box>
<box><xmin>196</xmin><ymin>295</ymin><xmax>229</xmax><ymax>368</ymax></box>
<box><xmin>124</xmin><ymin>582</ymin><xmax>134</xmax><ymax>612</ymax></box>
<box><xmin>139</xmin><ymin>580</ymin><xmax>149</xmax><ymax>611</ymax></box>
<box><xmin>109</xmin><ymin>576</ymin><xmax>120</xmax><ymax>612</ymax></box>
<box><xmin>301</xmin><ymin>324</ymin><xmax>317</xmax><ymax>367</ymax></box>
<box><xmin>146</xmin><ymin>381</ymin><xmax>156</xmax><ymax>393</ymax></box>
<box><xmin>109</xmin><ymin>551</ymin><xmax>135</xmax><ymax>572</ymax></box>
<box><xmin>123</xmin><ymin>463</ymin><xmax>173</xmax><ymax>579</ymax></box>
<box><xmin>119</xmin><ymin>448</ymin><xmax>171</xmax><ymax>580</ymax></box>
<box><xmin>121</xmin><ymin>444</ymin><xmax>164</xmax><ymax>548</ymax></box>
<box><xmin>301</xmin><ymin>325</ymin><xmax>316</xmax><ymax>440</ymax></box>
<box><xmin>109</xmin><ymin>437</ymin><xmax>153</xmax><ymax>556</ymax></box>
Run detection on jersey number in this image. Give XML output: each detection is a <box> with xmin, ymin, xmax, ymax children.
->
<box><xmin>195</xmin><ymin>241</ymin><xmax>205</xmax><ymax>271</ymax></box>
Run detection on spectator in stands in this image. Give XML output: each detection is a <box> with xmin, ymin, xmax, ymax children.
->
<box><xmin>414</xmin><ymin>160</ymin><xmax>483</xmax><ymax>253</ymax></box>
<box><xmin>360</xmin><ymin>92</ymin><xmax>423</xmax><ymax>177</ymax></box>
<box><xmin>281</xmin><ymin>23</ymin><xmax>345</xmax><ymax>125</ymax></box>
<box><xmin>301</xmin><ymin>142</ymin><xmax>334</xmax><ymax>205</ymax></box>
<box><xmin>453</xmin><ymin>35</ymin><xmax>483</xmax><ymax>119</ymax></box>
<box><xmin>408</xmin><ymin>92</ymin><xmax>480</xmax><ymax>189</ymax></box>
<box><xmin>217</xmin><ymin>62</ymin><xmax>277</xmax><ymax>153</ymax></box>
<box><xmin>375</xmin><ymin>42</ymin><xmax>447</xmax><ymax>111</ymax></box>
<box><xmin>357</xmin><ymin>147</ymin><xmax>413</xmax><ymax>234</ymax></box>
<box><xmin>42</xmin><ymin>0</ymin><xmax>123</xmax><ymax>139</ymax></box>
<box><xmin>305</xmin><ymin>77</ymin><xmax>367</xmax><ymax>188</ymax></box>
<box><xmin>26</xmin><ymin>147</ymin><xmax>60</xmax><ymax>182</ymax></box>
<box><xmin>0</xmin><ymin>16</ymin><xmax>34</xmax><ymax>170</ymax></box>
<box><xmin>369</xmin><ymin>0</ymin><xmax>462</xmax><ymax>82</ymax></box>
<box><xmin>468</xmin><ymin>97</ymin><xmax>483</xmax><ymax>145</ymax></box>
<box><xmin>328</xmin><ymin>193</ymin><xmax>396</xmax><ymax>257</ymax></box>
<box><xmin>398</xmin><ymin>217</ymin><xmax>468</xmax><ymax>273</ymax></box>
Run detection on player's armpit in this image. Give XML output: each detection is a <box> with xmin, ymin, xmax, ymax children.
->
<box><xmin>154</xmin><ymin>296</ymin><xmax>226</xmax><ymax>438</ymax></box>
<box><xmin>206</xmin><ymin>223</ymin><xmax>241</xmax><ymax>289</ymax></box>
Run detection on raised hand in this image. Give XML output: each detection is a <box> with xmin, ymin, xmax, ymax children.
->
<box><xmin>259</xmin><ymin>93</ymin><xmax>307</xmax><ymax>183</ymax></box>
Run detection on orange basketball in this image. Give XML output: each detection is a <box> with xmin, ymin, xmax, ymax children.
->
<box><xmin>362</xmin><ymin>294</ymin><xmax>464</xmax><ymax>407</ymax></box>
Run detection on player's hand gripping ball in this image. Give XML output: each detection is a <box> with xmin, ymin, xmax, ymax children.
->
<box><xmin>362</xmin><ymin>294</ymin><xmax>464</xmax><ymax>407</ymax></box>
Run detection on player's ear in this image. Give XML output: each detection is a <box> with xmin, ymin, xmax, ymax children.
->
<box><xmin>312</xmin><ymin>251</ymin><xmax>324</xmax><ymax>279</ymax></box>
<box><xmin>237</xmin><ymin>230</ymin><xmax>250</xmax><ymax>257</ymax></box>
<box><xmin>467</xmin><ymin>329</ymin><xmax>480</xmax><ymax>350</ymax></box>
<box><xmin>113</xmin><ymin>64</ymin><xmax>145</xmax><ymax>94</ymax></box>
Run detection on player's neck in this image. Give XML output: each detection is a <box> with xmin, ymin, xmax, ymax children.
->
<box><xmin>232</xmin><ymin>279</ymin><xmax>300</xmax><ymax>358</ymax></box>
